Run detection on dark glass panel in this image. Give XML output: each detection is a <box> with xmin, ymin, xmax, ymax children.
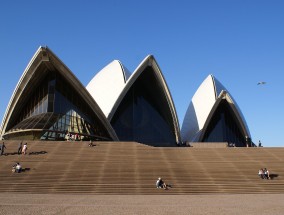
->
<box><xmin>47</xmin><ymin>79</ymin><xmax>55</xmax><ymax>112</ymax></box>
<box><xmin>12</xmin><ymin>71</ymin><xmax>52</xmax><ymax>127</ymax></box>
<box><xmin>6</xmin><ymin>67</ymin><xmax>112</xmax><ymax>141</ymax></box>
<box><xmin>51</xmin><ymin>72</ymin><xmax>111</xmax><ymax>140</ymax></box>
<box><xmin>202</xmin><ymin>100</ymin><xmax>246</xmax><ymax>146</ymax></box>
<box><xmin>111</xmin><ymin>66</ymin><xmax>177</xmax><ymax>146</ymax></box>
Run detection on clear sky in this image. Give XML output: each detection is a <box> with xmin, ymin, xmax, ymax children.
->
<box><xmin>1</xmin><ymin>0</ymin><xmax>283</xmax><ymax>146</ymax></box>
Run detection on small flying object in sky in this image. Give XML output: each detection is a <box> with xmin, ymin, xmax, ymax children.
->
<box><xmin>257</xmin><ymin>81</ymin><xmax>266</xmax><ymax>85</ymax></box>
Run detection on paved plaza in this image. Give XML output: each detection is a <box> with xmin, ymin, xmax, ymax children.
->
<box><xmin>0</xmin><ymin>193</ymin><xmax>284</xmax><ymax>215</ymax></box>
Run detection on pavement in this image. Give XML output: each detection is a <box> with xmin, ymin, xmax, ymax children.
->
<box><xmin>0</xmin><ymin>193</ymin><xmax>284</xmax><ymax>215</ymax></box>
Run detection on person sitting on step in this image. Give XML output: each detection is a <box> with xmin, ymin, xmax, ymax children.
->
<box><xmin>156</xmin><ymin>177</ymin><xmax>168</xmax><ymax>190</ymax></box>
<box><xmin>264</xmin><ymin>168</ymin><xmax>270</xmax><ymax>179</ymax></box>
<box><xmin>88</xmin><ymin>140</ymin><xmax>96</xmax><ymax>147</ymax></box>
<box><xmin>258</xmin><ymin>168</ymin><xmax>265</xmax><ymax>179</ymax></box>
<box><xmin>12</xmin><ymin>162</ymin><xmax>22</xmax><ymax>173</ymax></box>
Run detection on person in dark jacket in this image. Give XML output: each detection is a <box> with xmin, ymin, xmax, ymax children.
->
<box><xmin>156</xmin><ymin>177</ymin><xmax>168</xmax><ymax>190</ymax></box>
<box><xmin>18</xmin><ymin>141</ymin><xmax>23</xmax><ymax>155</ymax></box>
<box><xmin>0</xmin><ymin>142</ymin><xmax>6</xmax><ymax>156</ymax></box>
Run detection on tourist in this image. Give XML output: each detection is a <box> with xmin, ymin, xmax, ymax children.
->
<box><xmin>12</xmin><ymin>162</ymin><xmax>22</xmax><ymax>173</ymax></box>
<box><xmin>15</xmin><ymin>162</ymin><xmax>22</xmax><ymax>173</ymax></box>
<box><xmin>18</xmin><ymin>141</ymin><xmax>23</xmax><ymax>155</ymax></box>
<box><xmin>0</xmin><ymin>142</ymin><xmax>6</xmax><ymax>156</ymax></box>
<box><xmin>264</xmin><ymin>168</ymin><xmax>270</xmax><ymax>179</ymax></box>
<box><xmin>22</xmin><ymin>143</ymin><xmax>28</xmax><ymax>155</ymax></box>
<box><xmin>258</xmin><ymin>168</ymin><xmax>264</xmax><ymax>179</ymax></box>
<box><xmin>65</xmin><ymin>132</ymin><xmax>70</xmax><ymax>141</ymax></box>
<box><xmin>156</xmin><ymin>177</ymin><xmax>168</xmax><ymax>190</ymax></box>
<box><xmin>89</xmin><ymin>140</ymin><xmax>94</xmax><ymax>147</ymax></box>
<box><xmin>12</xmin><ymin>163</ymin><xmax>16</xmax><ymax>172</ymax></box>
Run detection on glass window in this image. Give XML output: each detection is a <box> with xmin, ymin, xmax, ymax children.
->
<box><xmin>202</xmin><ymin>100</ymin><xmax>246</xmax><ymax>146</ymax></box>
<box><xmin>6</xmin><ymin>68</ymin><xmax>112</xmax><ymax>141</ymax></box>
<box><xmin>111</xmin><ymin>66</ymin><xmax>177</xmax><ymax>146</ymax></box>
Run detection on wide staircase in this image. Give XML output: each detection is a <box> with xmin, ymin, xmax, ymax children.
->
<box><xmin>0</xmin><ymin>141</ymin><xmax>283</xmax><ymax>194</ymax></box>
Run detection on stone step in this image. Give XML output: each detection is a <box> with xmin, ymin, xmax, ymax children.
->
<box><xmin>0</xmin><ymin>140</ymin><xmax>283</xmax><ymax>194</ymax></box>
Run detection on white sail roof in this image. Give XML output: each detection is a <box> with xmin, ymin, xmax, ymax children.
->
<box><xmin>181</xmin><ymin>74</ymin><xmax>250</xmax><ymax>142</ymax></box>
<box><xmin>181</xmin><ymin>75</ymin><xmax>216</xmax><ymax>141</ymax></box>
<box><xmin>86</xmin><ymin>60</ymin><xmax>131</xmax><ymax>118</ymax></box>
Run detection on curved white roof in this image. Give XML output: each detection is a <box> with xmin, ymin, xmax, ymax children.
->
<box><xmin>181</xmin><ymin>74</ymin><xmax>250</xmax><ymax>142</ymax></box>
<box><xmin>1</xmin><ymin>47</ymin><xmax>46</xmax><ymax>136</ymax></box>
<box><xmin>181</xmin><ymin>75</ymin><xmax>216</xmax><ymax>141</ymax></box>
<box><xmin>86</xmin><ymin>60</ymin><xmax>131</xmax><ymax>118</ymax></box>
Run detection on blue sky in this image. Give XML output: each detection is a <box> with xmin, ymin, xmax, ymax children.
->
<box><xmin>1</xmin><ymin>0</ymin><xmax>283</xmax><ymax>146</ymax></box>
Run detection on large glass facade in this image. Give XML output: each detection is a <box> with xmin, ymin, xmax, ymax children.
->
<box><xmin>201</xmin><ymin>100</ymin><xmax>246</xmax><ymax>146</ymax></box>
<box><xmin>5</xmin><ymin>68</ymin><xmax>112</xmax><ymax>141</ymax></box>
<box><xmin>111</xmin><ymin>66</ymin><xmax>177</xmax><ymax>146</ymax></box>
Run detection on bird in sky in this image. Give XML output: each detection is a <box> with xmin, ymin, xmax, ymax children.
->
<box><xmin>257</xmin><ymin>81</ymin><xmax>266</xmax><ymax>85</ymax></box>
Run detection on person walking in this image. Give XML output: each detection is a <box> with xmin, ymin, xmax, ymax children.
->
<box><xmin>18</xmin><ymin>141</ymin><xmax>23</xmax><ymax>155</ymax></box>
<box><xmin>22</xmin><ymin>143</ymin><xmax>28</xmax><ymax>155</ymax></box>
<box><xmin>0</xmin><ymin>142</ymin><xmax>6</xmax><ymax>156</ymax></box>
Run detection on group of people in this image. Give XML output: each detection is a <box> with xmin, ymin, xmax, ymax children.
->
<box><xmin>18</xmin><ymin>142</ymin><xmax>28</xmax><ymax>155</ymax></box>
<box><xmin>258</xmin><ymin>168</ymin><xmax>270</xmax><ymax>179</ymax></box>
<box><xmin>65</xmin><ymin>132</ymin><xmax>82</xmax><ymax>141</ymax></box>
<box><xmin>0</xmin><ymin>141</ymin><xmax>28</xmax><ymax>156</ymax></box>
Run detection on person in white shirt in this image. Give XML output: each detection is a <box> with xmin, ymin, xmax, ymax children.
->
<box><xmin>22</xmin><ymin>143</ymin><xmax>28</xmax><ymax>155</ymax></box>
<box><xmin>12</xmin><ymin>162</ymin><xmax>22</xmax><ymax>173</ymax></box>
<box><xmin>258</xmin><ymin>169</ymin><xmax>264</xmax><ymax>179</ymax></box>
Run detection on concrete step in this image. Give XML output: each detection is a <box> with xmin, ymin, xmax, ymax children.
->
<box><xmin>0</xmin><ymin>140</ymin><xmax>283</xmax><ymax>194</ymax></box>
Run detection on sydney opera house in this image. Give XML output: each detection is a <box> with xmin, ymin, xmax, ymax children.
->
<box><xmin>0</xmin><ymin>47</ymin><xmax>252</xmax><ymax>147</ymax></box>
